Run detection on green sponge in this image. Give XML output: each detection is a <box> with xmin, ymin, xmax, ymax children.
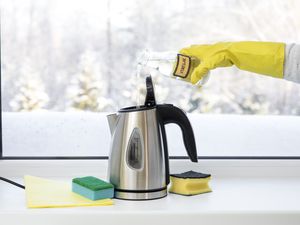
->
<box><xmin>72</xmin><ymin>176</ymin><xmax>114</xmax><ymax>200</ymax></box>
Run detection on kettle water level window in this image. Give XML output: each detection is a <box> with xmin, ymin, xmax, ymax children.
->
<box><xmin>1</xmin><ymin>0</ymin><xmax>300</xmax><ymax>158</ymax></box>
<box><xmin>126</xmin><ymin>128</ymin><xmax>144</xmax><ymax>170</ymax></box>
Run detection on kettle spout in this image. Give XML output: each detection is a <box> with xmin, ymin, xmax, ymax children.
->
<box><xmin>107</xmin><ymin>113</ymin><xmax>118</xmax><ymax>135</ymax></box>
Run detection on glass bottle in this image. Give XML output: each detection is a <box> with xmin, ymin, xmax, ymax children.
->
<box><xmin>137</xmin><ymin>49</ymin><xmax>210</xmax><ymax>87</ymax></box>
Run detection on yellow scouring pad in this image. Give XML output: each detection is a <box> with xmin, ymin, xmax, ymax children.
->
<box><xmin>169</xmin><ymin>170</ymin><xmax>212</xmax><ymax>196</ymax></box>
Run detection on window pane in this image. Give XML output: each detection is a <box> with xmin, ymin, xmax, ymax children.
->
<box><xmin>2</xmin><ymin>0</ymin><xmax>300</xmax><ymax>157</ymax></box>
<box><xmin>2</xmin><ymin>0</ymin><xmax>300</xmax><ymax>114</ymax></box>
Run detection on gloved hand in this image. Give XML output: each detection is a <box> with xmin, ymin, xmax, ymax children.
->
<box><xmin>180</xmin><ymin>41</ymin><xmax>285</xmax><ymax>84</ymax></box>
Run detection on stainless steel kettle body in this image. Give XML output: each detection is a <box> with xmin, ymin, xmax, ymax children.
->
<box><xmin>108</xmin><ymin>107</ymin><xmax>168</xmax><ymax>200</ymax></box>
<box><xmin>107</xmin><ymin>76</ymin><xmax>198</xmax><ymax>200</ymax></box>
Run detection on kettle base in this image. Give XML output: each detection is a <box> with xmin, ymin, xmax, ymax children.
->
<box><xmin>114</xmin><ymin>189</ymin><xmax>167</xmax><ymax>200</ymax></box>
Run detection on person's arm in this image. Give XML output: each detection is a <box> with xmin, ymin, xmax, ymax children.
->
<box><xmin>284</xmin><ymin>44</ymin><xmax>300</xmax><ymax>83</ymax></box>
<box><xmin>180</xmin><ymin>41</ymin><xmax>300</xmax><ymax>85</ymax></box>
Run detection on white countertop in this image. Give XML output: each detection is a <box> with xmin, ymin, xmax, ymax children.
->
<box><xmin>1</xmin><ymin>160</ymin><xmax>300</xmax><ymax>225</ymax></box>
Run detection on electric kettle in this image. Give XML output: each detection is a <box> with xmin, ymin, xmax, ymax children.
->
<box><xmin>107</xmin><ymin>76</ymin><xmax>198</xmax><ymax>200</ymax></box>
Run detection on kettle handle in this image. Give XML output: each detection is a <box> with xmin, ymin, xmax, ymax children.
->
<box><xmin>157</xmin><ymin>104</ymin><xmax>198</xmax><ymax>163</ymax></box>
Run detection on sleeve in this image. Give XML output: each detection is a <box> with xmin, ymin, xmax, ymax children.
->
<box><xmin>283</xmin><ymin>44</ymin><xmax>300</xmax><ymax>83</ymax></box>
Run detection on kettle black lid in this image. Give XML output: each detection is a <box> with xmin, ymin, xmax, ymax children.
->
<box><xmin>118</xmin><ymin>76</ymin><xmax>156</xmax><ymax>112</ymax></box>
<box><xmin>144</xmin><ymin>76</ymin><xmax>156</xmax><ymax>107</ymax></box>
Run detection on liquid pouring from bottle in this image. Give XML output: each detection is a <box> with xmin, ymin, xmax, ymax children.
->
<box><xmin>135</xmin><ymin>63</ymin><xmax>142</xmax><ymax>108</ymax></box>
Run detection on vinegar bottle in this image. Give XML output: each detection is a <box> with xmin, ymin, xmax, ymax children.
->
<box><xmin>137</xmin><ymin>50</ymin><xmax>210</xmax><ymax>86</ymax></box>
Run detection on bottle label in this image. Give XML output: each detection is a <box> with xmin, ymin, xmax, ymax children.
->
<box><xmin>173</xmin><ymin>54</ymin><xmax>191</xmax><ymax>79</ymax></box>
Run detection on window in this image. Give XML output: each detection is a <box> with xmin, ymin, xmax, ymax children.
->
<box><xmin>1</xmin><ymin>0</ymin><xmax>300</xmax><ymax>158</ymax></box>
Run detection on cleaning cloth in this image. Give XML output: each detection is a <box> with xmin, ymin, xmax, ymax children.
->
<box><xmin>24</xmin><ymin>175</ymin><xmax>113</xmax><ymax>208</ymax></box>
<box><xmin>169</xmin><ymin>170</ymin><xmax>212</xmax><ymax>196</ymax></box>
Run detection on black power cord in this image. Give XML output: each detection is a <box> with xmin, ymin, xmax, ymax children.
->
<box><xmin>0</xmin><ymin>176</ymin><xmax>25</xmax><ymax>189</ymax></box>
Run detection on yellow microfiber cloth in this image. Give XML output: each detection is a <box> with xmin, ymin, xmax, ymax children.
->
<box><xmin>24</xmin><ymin>175</ymin><xmax>113</xmax><ymax>208</ymax></box>
<box><xmin>169</xmin><ymin>171</ymin><xmax>212</xmax><ymax>196</ymax></box>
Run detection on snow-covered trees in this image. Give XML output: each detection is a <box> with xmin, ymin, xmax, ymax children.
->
<box><xmin>2</xmin><ymin>0</ymin><xmax>300</xmax><ymax>114</ymax></box>
<box><xmin>9</xmin><ymin>63</ymin><xmax>49</xmax><ymax>112</ymax></box>
<box><xmin>67</xmin><ymin>51</ymin><xmax>113</xmax><ymax>111</ymax></box>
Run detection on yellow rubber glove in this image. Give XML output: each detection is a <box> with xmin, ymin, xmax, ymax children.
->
<box><xmin>180</xmin><ymin>41</ymin><xmax>285</xmax><ymax>84</ymax></box>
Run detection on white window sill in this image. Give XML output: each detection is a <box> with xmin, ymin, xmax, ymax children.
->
<box><xmin>1</xmin><ymin>160</ymin><xmax>300</xmax><ymax>225</ymax></box>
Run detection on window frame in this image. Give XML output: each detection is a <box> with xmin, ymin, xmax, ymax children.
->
<box><xmin>0</xmin><ymin>15</ymin><xmax>300</xmax><ymax>161</ymax></box>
